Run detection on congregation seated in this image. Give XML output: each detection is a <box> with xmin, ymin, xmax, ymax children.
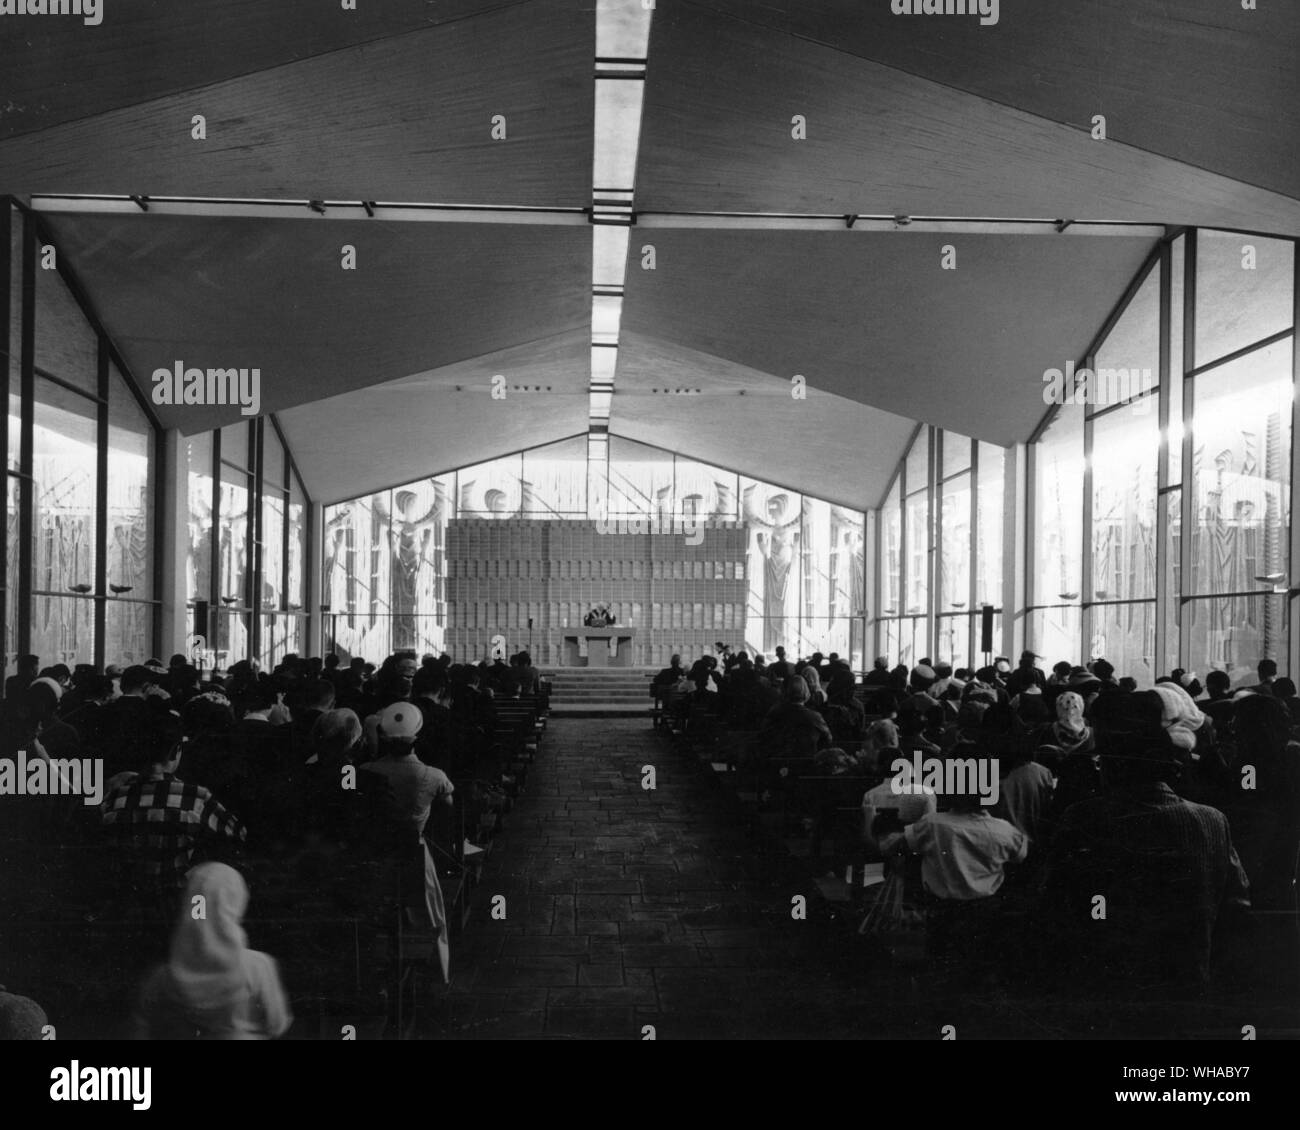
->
<box><xmin>659</xmin><ymin>641</ymin><xmax>1299</xmax><ymax>1000</ymax></box>
<box><xmin>3</xmin><ymin>633</ymin><xmax>1297</xmax><ymax>1035</ymax></box>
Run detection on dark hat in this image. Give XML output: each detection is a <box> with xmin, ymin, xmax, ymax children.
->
<box><xmin>1090</xmin><ymin>658</ymin><xmax>1115</xmax><ymax>681</ymax></box>
<box><xmin>1068</xmin><ymin>666</ymin><xmax>1102</xmax><ymax>690</ymax></box>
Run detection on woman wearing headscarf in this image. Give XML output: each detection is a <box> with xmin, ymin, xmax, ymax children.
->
<box><xmin>862</xmin><ymin>718</ymin><xmax>900</xmax><ymax>774</ymax></box>
<box><xmin>1149</xmin><ymin>680</ymin><xmax>1209</xmax><ymax>753</ymax></box>
<box><xmin>1039</xmin><ymin>691</ymin><xmax>1095</xmax><ymax>758</ymax></box>
<box><xmin>1042</xmin><ymin>691</ymin><xmax>1099</xmax><ymax>817</ymax></box>
<box><xmin>819</xmin><ymin>669</ymin><xmax>864</xmax><ymax>742</ymax></box>
<box><xmin>131</xmin><ymin>863</ymin><xmax>292</xmax><ymax>1039</ymax></box>
<box><xmin>800</xmin><ymin>665</ymin><xmax>827</xmax><ymax>709</ymax></box>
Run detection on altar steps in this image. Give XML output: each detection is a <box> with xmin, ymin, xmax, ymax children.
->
<box><xmin>543</xmin><ymin>668</ymin><xmax>658</xmax><ymax>716</ymax></box>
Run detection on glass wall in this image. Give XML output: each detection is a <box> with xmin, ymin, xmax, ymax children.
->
<box><xmin>1024</xmin><ymin>229</ymin><xmax>1297</xmax><ymax>687</ymax></box>
<box><xmin>3</xmin><ymin>202</ymin><xmax>161</xmax><ymax>674</ymax></box>
<box><xmin>187</xmin><ymin>416</ymin><xmax>311</xmax><ymax>669</ymax></box>
<box><xmin>323</xmin><ymin>436</ymin><xmax>867</xmax><ymax>666</ymax></box>
<box><xmin>876</xmin><ymin>426</ymin><xmax>1008</xmax><ymax>669</ymax></box>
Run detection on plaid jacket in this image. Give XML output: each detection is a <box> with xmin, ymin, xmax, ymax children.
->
<box><xmin>100</xmin><ymin>770</ymin><xmax>246</xmax><ymax>890</ymax></box>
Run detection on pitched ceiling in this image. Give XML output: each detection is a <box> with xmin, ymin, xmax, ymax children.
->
<box><xmin>2</xmin><ymin>0</ymin><xmax>1296</xmax><ymax>512</ymax></box>
<box><xmin>0</xmin><ymin>0</ymin><xmax>591</xmax><ymax>204</ymax></box>
<box><xmin>619</xmin><ymin>229</ymin><xmax>1159</xmax><ymax>451</ymax></box>
<box><xmin>634</xmin><ymin>1</ymin><xmax>1300</xmax><ymax>234</ymax></box>
<box><xmin>277</xmin><ymin>330</ymin><xmax>591</xmax><ymax>505</ymax></box>
<box><xmin>690</xmin><ymin>0</ymin><xmax>1300</xmax><ymax>202</ymax></box>
<box><xmin>40</xmin><ymin>211</ymin><xmax>593</xmax><ymax>436</ymax></box>
<box><xmin>613</xmin><ymin>332</ymin><xmax>918</xmax><ymax>512</ymax></box>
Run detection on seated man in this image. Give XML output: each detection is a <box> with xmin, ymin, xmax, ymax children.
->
<box><xmin>100</xmin><ymin>716</ymin><xmax>246</xmax><ymax>919</ymax></box>
<box><xmin>862</xmin><ymin>751</ymin><xmax>938</xmax><ymax>850</ymax></box>
<box><xmin>653</xmin><ymin>654</ymin><xmax>685</xmax><ymax>687</ymax></box>
<box><xmin>879</xmin><ymin>748</ymin><xmax>1027</xmax><ymax>961</ymax></box>
<box><xmin>1042</xmin><ymin>727</ymin><xmax>1250</xmax><ymax>989</ymax></box>
<box><xmin>756</xmin><ymin>677</ymin><xmax>832</xmax><ymax>763</ymax></box>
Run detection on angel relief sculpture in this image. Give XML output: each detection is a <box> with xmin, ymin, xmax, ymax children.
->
<box><xmin>743</xmin><ymin>484</ymin><xmax>801</xmax><ymax>653</ymax></box>
<box><xmin>373</xmin><ymin>484</ymin><xmax>448</xmax><ymax>650</ymax></box>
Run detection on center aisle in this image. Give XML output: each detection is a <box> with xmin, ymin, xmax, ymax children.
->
<box><xmin>431</xmin><ymin>717</ymin><xmax>871</xmax><ymax>1040</ymax></box>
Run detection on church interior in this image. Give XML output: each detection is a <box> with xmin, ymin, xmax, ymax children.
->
<box><xmin>0</xmin><ymin>0</ymin><xmax>1298</xmax><ymax>1045</ymax></box>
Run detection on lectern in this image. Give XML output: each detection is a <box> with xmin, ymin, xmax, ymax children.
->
<box><xmin>562</xmin><ymin>627</ymin><xmax>636</xmax><ymax>667</ymax></box>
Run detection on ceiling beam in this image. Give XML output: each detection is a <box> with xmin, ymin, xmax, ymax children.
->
<box><xmin>30</xmin><ymin>194</ymin><xmax>1172</xmax><ymax>237</ymax></box>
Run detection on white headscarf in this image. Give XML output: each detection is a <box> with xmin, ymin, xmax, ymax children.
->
<box><xmin>167</xmin><ymin>863</ymin><xmax>254</xmax><ymax>1014</ymax></box>
<box><xmin>1150</xmin><ymin>682</ymin><xmax>1208</xmax><ymax>751</ymax></box>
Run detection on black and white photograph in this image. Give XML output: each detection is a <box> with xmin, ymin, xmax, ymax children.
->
<box><xmin>0</xmin><ymin>0</ymin><xmax>1296</xmax><ymax>1103</ymax></box>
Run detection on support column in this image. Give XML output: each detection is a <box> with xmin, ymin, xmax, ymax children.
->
<box><xmin>1289</xmin><ymin>251</ymin><xmax>1300</xmax><ymax>681</ymax></box>
<box><xmin>308</xmin><ymin>500</ymin><xmax>324</xmax><ymax>656</ymax></box>
<box><xmin>1001</xmin><ymin>442</ymin><xmax>1028</xmax><ymax>659</ymax></box>
<box><xmin>861</xmin><ymin>508</ymin><xmax>878</xmax><ymax>670</ymax></box>
<box><xmin>158</xmin><ymin>428</ymin><xmax>190</xmax><ymax>660</ymax></box>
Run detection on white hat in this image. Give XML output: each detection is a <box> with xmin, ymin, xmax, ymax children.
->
<box><xmin>376</xmin><ymin>701</ymin><xmax>422</xmax><ymax>740</ymax></box>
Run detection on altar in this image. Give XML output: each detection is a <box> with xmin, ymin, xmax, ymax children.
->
<box><xmin>562</xmin><ymin>627</ymin><xmax>636</xmax><ymax>667</ymax></box>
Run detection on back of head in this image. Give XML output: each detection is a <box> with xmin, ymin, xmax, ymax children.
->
<box><xmin>81</xmin><ymin>674</ymin><xmax>115</xmax><ymax>702</ymax></box>
<box><xmin>120</xmin><ymin>664</ymin><xmax>155</xmax><ymax>694</ymax></box>
<box><xmin>133</xmin><ymin>704</ymin><xmax>185</xmax><ymax>772</ymax></box>
<box><xmin>783</xmin><ymin>677</ymin><xmax>810</xmax><ymax>706</ymax></box>
<box><xmin>411</xmin><ymin>667</ymin><xmax>445</xmax><ymax>697</ymax></box>
<box><xmin>0</xmin><ymin>987</ymin><xmax>48</xmax><ymax>1040</ymax></box>
<box><xmin>1206</xmin><ymin>669</ymin><xmax>1232</xmax><ymax>698</ymax></box>
<box><xmin>1096</xmin><ymin>725</ymin><xmax>1181</xmax><ymax>788</ymax></box>
<box><xmin>181</xmin><ymin>692</ymin><xmax>235</xmax><ymax>737</ymax></box>
<box><xmin>312</xmin><ymin>708</ymin><xmax>363</xmax><ymax>759</ymax></box>
<box><xmin>909</xmin><ymin>664</ymin><xmax>937</xmax><ymax>693</ymax></box>
<box><xmin>1232</xmin><ymin>692</ymin><xmax>1291</xmax><ymax>761</ymax></box>
<box><xmin>304</xmin><ymin>678</ymin><xmax>336</xmax><ymax>711</ymax></box>
<box><xmin>20</xmin><ymin>680</ymin><xmax>62</xmax><ymax>727</ymax></box>
<box><xmin>237</xmin><ymin>678</ymin><xmax>277</xmax><ymax>714</ymax></box>
<box><xmin>1259</xmin><ymin>658</ymin><xmax>1279</xmax><ymax>680</ymax></box>
<box><xmin>827</xmin><ymin>670</ymin><xmax>856</xmax><ymax>701</ymax></box>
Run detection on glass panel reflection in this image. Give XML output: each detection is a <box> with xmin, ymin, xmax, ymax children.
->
<box><xmin>33</xmin><ymin>381</ymin><xmax>98</xmax><ymax>594</ymax></box>
<box><xmin>1189</xmin><ymin>340</ymin><xmax>1292</xmax><ymax>597</ymax></box>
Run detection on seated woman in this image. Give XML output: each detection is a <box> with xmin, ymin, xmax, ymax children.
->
<box><xmin>820</xmin><ymin>669</ymin><xmax>866</xmax><ymax>743</ymax></box>
<box><xmin>131</xmin><ymin>862</ymin><xmax>292</xmax><ymax>1040</ymax></box>
<box><xmin>756</xmin><ymin>677</ymin><xmax>832</xmax><ymax>765</ymax></box>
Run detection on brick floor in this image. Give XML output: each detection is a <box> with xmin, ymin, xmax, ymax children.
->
<box><xmin>425</xmin><ymin>717</ymin><xmax>873</xmax><ymax>1040</ymax></box>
